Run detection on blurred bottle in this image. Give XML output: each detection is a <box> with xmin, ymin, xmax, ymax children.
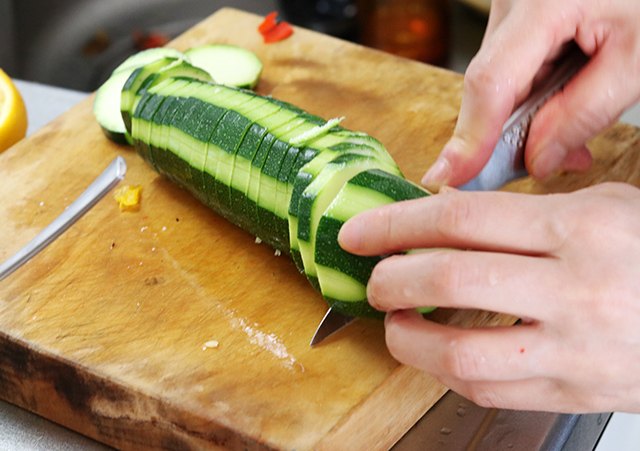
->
<box><xmin>357</xmin><ymin>0</ymin><xmax>450</xmax><ymax>66</ymax></box>
<box><xmin>278</xmin><ymin>0</ymin><xmax>360</xmax><ymax>42</ymax></box>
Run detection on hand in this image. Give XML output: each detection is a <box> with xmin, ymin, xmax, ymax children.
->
<box><xmin>422</xmin><ymin>0</ymin><xmax>640</xmax><ymax>190</ymax></box>
<box><xmin>339</xmin><ymin>183</ymin><xmax>640</xmax><ymax>413</ymax></box>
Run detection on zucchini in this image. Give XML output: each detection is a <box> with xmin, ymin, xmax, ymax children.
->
<box><xmin>315</xmin><ymin>169</ymin><xmax>434</xmax><ymax>318</ymax></box>
<box><xmin>120</xmin><ymin>57</ymin><xmax>179</xmax><ymax>134</ymax></box>
<box><xmin>94</xmin><ymin>48</ymin><xmax>438</xmax><ymax>319</ymax></box>
<box><xmin>185</xmin><ymin>44</ymin><xmax>264</xmax><ymax>89</ymax></box>
<box><xmin>96</xmin><ymin>45</ymin><xmax>261</xmax><ymax>145</ymax></box>
<box><xmin>112</xmin><ymin>47</ymin><xmax>190</xmax><ymax>74</ymax></box>
<box><xmin>94</xmin><ymin>47</ymin><xmax>191</xmax><ymax>144</ymax></box>
<box><xmin>93</xmin><ymin>70</ymin><xmax>135</xmax><ymax>145</ymax></box>
<box><xmin>123</xmin><ymin>59</ymin><xmax>213</xmax><ymax>136</ymax></box>
<box><xmin>296</xmin><ymin>150</ymin><xmax>400</xmax><ymax>289</ymax></box>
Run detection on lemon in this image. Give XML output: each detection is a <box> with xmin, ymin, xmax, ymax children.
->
<box><xmin>0</xmin><ymin>69</ymin><xmax>28</xmax><ymax>153</ymax></box>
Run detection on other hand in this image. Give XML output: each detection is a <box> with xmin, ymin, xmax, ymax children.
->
<box><xmin>422</xmin><ymin>0</ymin><xmax>640</xmax><ymax>190</ymax></box>
<box><xmin>339</xmin><ymin>183</ymin><xmax>640</xmax><ymax>413</ymax></box>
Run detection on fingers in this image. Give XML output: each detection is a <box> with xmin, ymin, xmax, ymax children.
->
<box><xmin>366</xmin><ymin>249</ymin><xmax>557</xmax><ymax>320</ymax></box>
<box><xmin>338</xmin><ymin>190</ymin><xmax>565</xmax><ymax>257</ymax></box>
<box><xmin>439</xmin><ymin>377</ymin><xmax>579</xmax><ymax>412</ymax></box>
<box><xmin>527</xmin><ymin>43</ymin><xmax>640</xmax><ymax>178</ymax></box>
<box><xmin>422</xmin><ymin>0</ymin><xmax>578</xmax><ymax>189</ymax></box>
<box><xmin>383</xmin><ymin>311</ymin><xmax>609</xmax><ymax>412</ymax></box>
<box><xmin>559</xmin><ymin>145</ymin><xmax>594</xmax><ymax>174</ymax></box>
<box><xmin>384</xmin><ymin>310</ymin><xmax>548</xmax><ymax>382</ymax></box>
<box><xmin>482</xmin><ymin>0</ymin><xmax>513</xmax><ymax>39</ymax></box>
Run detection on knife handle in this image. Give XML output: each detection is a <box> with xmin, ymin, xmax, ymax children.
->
<box><xmin>503</xmin><ymin>43</ymin><xmax>590</xmax><ymax>159</ymax></box>
<box><xmin>459</xmin><ymin>43</ymin><xmax>590</xmax><ymax>191</ymax></box>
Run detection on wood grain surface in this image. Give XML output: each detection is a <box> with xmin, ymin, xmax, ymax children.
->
<box><xmin>0</xmin><ymin>8</ymin><xmax>639</xmax><ymax>451</ymax></box>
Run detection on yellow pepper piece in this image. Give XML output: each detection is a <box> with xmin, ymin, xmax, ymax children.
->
<box><xmin>114</xmin><ymin>185</ymin><xmax>142</xmax><ymax>211</ymax></box>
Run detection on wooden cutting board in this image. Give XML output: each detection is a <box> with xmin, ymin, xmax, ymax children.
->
<box><xmin>1</xmin><ymin>8</ymin><xmax>640</xmax><ymax>451</ymax></box>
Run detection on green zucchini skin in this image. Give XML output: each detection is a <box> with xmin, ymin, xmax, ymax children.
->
<box><xmin>94</xmin><ymin>48</ymin><xmax>192</xmax><ymax>145</ymax></box>
<box><xmin>116</xmin><ymin>63</ymin><xmax>435</xmax><ymax>319</ymax></box>
<box><xmin>315</xmin><ymin>169</ymin><xmax>433</xmax><ymax>318</ymax></box>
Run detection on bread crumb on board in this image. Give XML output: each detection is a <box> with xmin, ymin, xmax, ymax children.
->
<box><xmin>203</xmin><ymin>340</ymin><xmax>219</xmax><ymax>350</ymax></box>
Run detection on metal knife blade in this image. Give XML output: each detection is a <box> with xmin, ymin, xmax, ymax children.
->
<box><xmin>309</xmin><ymin>307</ymin><xmax>355</xmax><ymax>346</ymax></box>
<box><xmin>0</xmin><ymin>156</ymin><xmax>127</xmax><ymax>283</ymax></box>
<box><xmin>310</xmin><ymin>43</ymin><xmax>589</xmax><ymax>346</ymax></box>
<box><xmin>459</xmin><ymin>43</ymin><xmax>589</xmax><ymax>191</ymax></box>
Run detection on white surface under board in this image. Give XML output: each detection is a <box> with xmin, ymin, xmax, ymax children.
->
<box><xmin>596</xmin><ymin>413</ymin><xmax>640</xmax><ymax>451</ymax></box>
<box><xmin>13</xmin><ymin>79</ymin><xmax>90</xmax><ymax>137</ymax></box>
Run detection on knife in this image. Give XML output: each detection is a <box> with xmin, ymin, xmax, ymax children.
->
<box><xmin>0</xmin><ymin>156</ymin><xmax>127</xmax><ymax>283</ymax></box>
<box><xmin>459</xmin><ymin>43</ymin><xmax>589</xmax><ymax>191</ymax></box>
<box><xmin>310</xmin><ymin>43</ymin><xmax>589</xmax><ymax>346</ymax></box>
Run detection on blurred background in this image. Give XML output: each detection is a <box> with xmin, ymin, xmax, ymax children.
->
<box><xmin>0</xmin><ymin>0</ymin><xmax>488</xmax><ymax>93</ymax></box>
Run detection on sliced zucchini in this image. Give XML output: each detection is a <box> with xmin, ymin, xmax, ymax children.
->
<box><xmin>185</xmin><ymin>44</ymin><xmax>263</xmax><ymax>89</ymax></box>
<box><xmin>94</xmin><ymin>47</ymin><xmax>189</xmax><ymax>145</ymax></box>
<box><xmin>96</xmin><ymin>48</ymin><xmax>441</xmax><ymax>319</ymax></box>
<box><xmin>124</xmin><ymin>60</ymin><xmax>213</xmax><ymax>135</ymax></box>
<box><xmin>93</xmin><ymin>70</ymin><xmax>135</xmax><ymax>145</ymax></box>
<box><xmin>120</xmin><ymin>57</ymin><xmax>180</xmax><ymax>133</ymax></box>
<box><xmin>296</xmin><ymin>151</ymin><xmax>401</xmax><ymax>289</ymax></box>
<box><xmin>315</xmin><ymin>169</ymin><xmax>432</xmax><ymax>318</ymax></box>
<box><xmin>112</xmin><ymin>47</ymin><xmax>189</xmax><ymax>74</ymax></box>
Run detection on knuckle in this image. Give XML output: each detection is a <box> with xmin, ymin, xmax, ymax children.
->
<box><xmin>464</xmin><ymin>59</ymin><xmax>503</xmax><ymax>99</ymax></box>
<box><xmin>567</xmin><ymin>103</ymin><xmax>614</xmax><ymax>144</ymax></box>
<box><xmin>434</xmin><ymin>194</ymin><xmax>476</xmax><ymax>242</ymax></box>
<box><xmin>375</xmin><ymin>202</ymin><xmax>404</xmax><ymax>246</ymax></box>
<box><xmin>539</xmin><ymin>210</ymin><xmax>571</xmax><ymax>252</ymax></box>
<box><xmin>385</xmin><ymin>325</ymin><xmax>409</xmax><ymax>363</ymax></box>
<box><xmin>466</xmin><ymin>386</ymin><xmax>504</xmax><ymax>409</ymax></box>
<box><xmin>556</xmin><ymin>188</ymin><xmax>634</xmax><ymax>248</ymax></box>
<box><xmin>442</xmin><ymin>337</ymin><xmax>486</xmax><ymax>381</ymax></box>
<box><xmin>368</xmin><ymin>259</ymin><xmax>392</xmax><ymax>304</ymax></box>
<box><xmin>428</xmin><ymin>252</ymin><xmax>468</xmax><ymax>303</ymax></box>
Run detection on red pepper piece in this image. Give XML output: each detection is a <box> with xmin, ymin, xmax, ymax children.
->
<box><xmin>132</xmin><ymin>30</ymin><xmax>171</xmax><ymax>51</ymax></box>
<box><xmin>258</xmin><ymin>11</ymin><xmax>294</xmax><ymax>43</ymax></box>
<box><xmin>262</xmin><ymin>21</ymin><xmax>294</xmax><ymax>43</ymax></box>
<box><xmin>258</xmin><ymin>11</ymin><xmax>279</xmax><ymax>34</ymax></box>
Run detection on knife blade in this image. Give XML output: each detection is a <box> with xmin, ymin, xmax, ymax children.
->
<box><xmin>0</xmin><ymin>156</ymin><xmax>127</xmax><ymax>283</ymax></box>
<box><xmin>310</xmin><ymin>44</ymin><xmax>590</xmax><ymax>346</ymax></box>
<box><xmin>309</xmin><ymin>307</ymin><xmax>356</xmax><ymax>346</ymax></box>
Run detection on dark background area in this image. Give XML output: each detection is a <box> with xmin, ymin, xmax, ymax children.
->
<box><xmin>0</xmin><ymin>0</ymin><xmax>487</xmax><ymax>92</ymax></box>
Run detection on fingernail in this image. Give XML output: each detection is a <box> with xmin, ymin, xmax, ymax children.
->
<box><xmin>531</xmin><ymin>142</ymin><xmax>567</xmax><ymax>179</ymax></box>
<box><xmin>421</xmin><ymin>157</ymin><xmax>451</xmax><ymax>189</ymax></box>
<box><xmin>561</xmin><ymin>145</ymin><xmax>593</xmax><ymax>173</ymax></box>
<box><xmin>384</xmin><ymin>311</ymin><xmax>394</xmax><ymax>327</ymax></box>
<box><xmin>338</xmin><ymin>218</ymin><xmax>364</xmax><ymax>252</ymax></box>
<box><xmin>366</xmin><ymin>282</ymin><xmax>381</xmax><ymax>311</ymax></box>
<box><xmin>439</xmin><ymin>185</ymin><xmax>459</xmax><ymax>194</ymax></box>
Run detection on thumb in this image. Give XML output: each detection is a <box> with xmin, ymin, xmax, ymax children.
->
<box><xmin>421</xmin><ymin>69</ymin><xmax>515</xmax><ymax>191</ymax></box>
